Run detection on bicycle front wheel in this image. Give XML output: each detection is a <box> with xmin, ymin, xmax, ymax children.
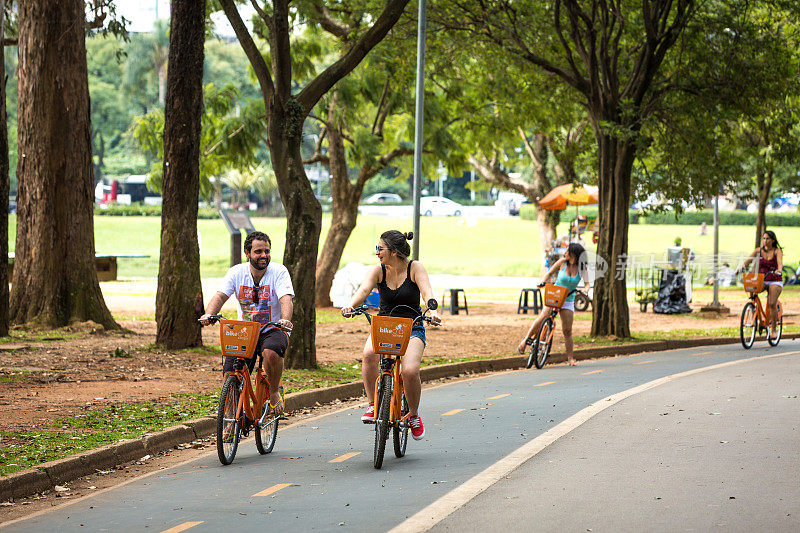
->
<box><xmin>255</xmin><ymin>405</ymin><xmax>279</xmax><ymax>455</ymax></box>
<box><xmin>373</xmin><ymin>374</ymin><xmax>392</xmax><ymax>469</ymax></box>
<box><xmin>216</xmin><ymin>375</ymin><xmax>242</xmax><ymax>465</ymax></box>
<box><xmin>533</xmin><ymin>317</ymin><xmax>554</xmax><ymax>369</ymax></box>
<box><xmin>768</xmin><ymin>314</ymin><xmax>783</xmax><ymax>347</ymax></box>
<box><xmin>393</xmin><ymin>394</ymin><xmax>409</xmax><ymax>458</ymax></box>
<box><xmin>740</xmin><ymin>302</ymin><xmax>756</xmax><ymax>349</ymax></box>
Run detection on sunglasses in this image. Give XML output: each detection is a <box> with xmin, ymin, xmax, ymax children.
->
<box><xmin>252</xmin><ymin>287</ymin><xmax>260</xmax><ymax>306</ymax></box>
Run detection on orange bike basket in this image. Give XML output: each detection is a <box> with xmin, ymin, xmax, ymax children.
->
<box><xmin>219</xmin><ymin>319</ymin><xmax>261</xmax><ymax>359</ymax></box>
<box><xmin>542</xmin><ymin>284</ymin><xmax>569</xmax><ymax>309</ymax></box>
<box><xmin>371</xmin><ymin>316</ymin><xmax>413</xmax><ymax>356</ymax></box>
<box><xmin>742</xmin><ymin>273</ymin><xmax>764</xmax><ymax>294</ymax></box>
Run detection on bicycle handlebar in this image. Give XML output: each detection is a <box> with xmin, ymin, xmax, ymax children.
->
<box><xmin>343</xmin><ymin>303</ymin><xmax>441</xmax><ymax>326</ymax></box>
<box><xmin>198</xmin><ymin>315</ymin><xmax>293</xmax><ymax>332</ymax></box>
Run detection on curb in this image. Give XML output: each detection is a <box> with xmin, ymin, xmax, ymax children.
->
<box><xmin>2</xmin><ymin>332</ymin><xmax>798</xmax><ymax>502</ymax></box>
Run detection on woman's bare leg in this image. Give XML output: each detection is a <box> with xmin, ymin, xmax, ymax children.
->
<box><xmin>518</xmin><ymin>306</ymin><xmax>554</xmax><ymax>353</ymax></box>
<box><xmin>560</xmin><ymin>309</ymin><xmax>576</xmax><ymax>365</ymax></box>
<box><xmin>401</xmin><ymin>338</ymin><xmax>425</xmax><ymax>417</ymax></box>
<box><xmin>767</xmin><ymin>285</ymin><xmax>783</xmax><ymax>334</ymax></box>
<box><xmin>362</xmin><ymin>336</ymin><xmax>378</xmax><ymax>403</ymax></box>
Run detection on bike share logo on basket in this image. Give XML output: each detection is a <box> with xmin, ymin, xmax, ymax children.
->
<box><xmin>379</xmin><ymin>323</ymin><xmax>405</xmax><ymax>337</ymax></box>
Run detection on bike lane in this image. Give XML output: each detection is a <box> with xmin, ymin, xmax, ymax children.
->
<box><xmin>4</xmin><ymin>340</ymin><xmax>797</xmax><ymax>532</ymax></box>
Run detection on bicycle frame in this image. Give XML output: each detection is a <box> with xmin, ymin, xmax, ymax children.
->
<box><xmin>373</xmin><ymin>356</ymin><xmax>406</xmax><ymax>428</ymax></box>
<box><xmin>225</xmin><ymin>363</ymin><xmax>271</xmax><ymax>428</ymax></box>
<box><xmin>745</xmin><ymin>291</ymin><xmax>782</xmax><ymax>330</ymax></box>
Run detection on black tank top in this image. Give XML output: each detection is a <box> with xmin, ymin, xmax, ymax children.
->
<box><xmin>377</xmin><ymin>261</ymin><xmax>422</xmax><ymax>319</ymax></box>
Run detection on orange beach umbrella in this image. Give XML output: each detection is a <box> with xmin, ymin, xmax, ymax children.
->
<box><xmin>538</xmin><ymin>183</ymin><xmax>598</xmax><ymax>211</ymax></box>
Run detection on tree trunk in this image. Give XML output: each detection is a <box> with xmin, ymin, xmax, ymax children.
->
<box><xmin>11</xmin><ymin>0</ymin><xmax>117</xmax><ymax>329</ymax></box>
<box><xmin>754</xmin><ymin>170</ymin><xmax>771</xmax><ymax>248</ymax></box>
<box><xmin>590</xmin><ymin>130</ymin><xmax>634</xmax><ymax>338</ymax></box>
<box><xmin>270</xmin><ymin>108</ymin><xmax>322</xmax><ymax>369</ymax></box>
<box><xmin>0</xmin><ymin>0</ymin><xmax>9</xmax><ymax>336</ymax></box>
<box><xmin>315</xmin><ymin>121</ymin><xmax>363</xmax><ymax>307</ymax></box>
<box><xmin>155</xmin><ymin>0</ymin><xmax>205</xmax><ymax>349</ymax></box>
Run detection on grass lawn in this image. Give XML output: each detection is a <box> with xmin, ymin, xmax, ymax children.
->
<box><xmin>8</xmin><ymin>215</ymin><xmax>800</xmax><ymax>279</ymax></box>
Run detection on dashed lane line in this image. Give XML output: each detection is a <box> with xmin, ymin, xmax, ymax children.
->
<box><xmin>252</xmin><ymin>483</ymin><xmax>292</xmax><ymax>497</ymax></box>
<box><xmin>693</xmin><ymin>351</ymin><xmax>712</xmax><ymax>356</ymax></box>
<box><xmin>633</xmin><ymin>360</ymin><xmax>655</xmax><ymax>365</ymax></box>
<box><xmin>581</xmin><ymin>370</ymin><xmax>602</xmax><ymax>375</ymax></box>
<box><xmin>442</xmin><ymin>409</ymin><xmax>464</xmax><ymax>416</ymax></box>
<box><xmin>329</xmin><ymin>452</ymin><xmax>361</xmax><ymax>463</ymax></box>
<box><xmin>487</xmin><ymin>394</ymin><xmax>510</xmax><ymax>400</ymax></box>
<box><xmin>534</xmin><ymin>381</ymin><xmax>556</xmax><ymax>387</ymax></box>
<box><xmin>161</xmin><ymin>522</ymin><xmax>204</xmax><ymax>533</ymax></box>
<box><xmin>389</xmin><ymin>350</ymin><xmax>799</xmax><ymax>533</ymax></box>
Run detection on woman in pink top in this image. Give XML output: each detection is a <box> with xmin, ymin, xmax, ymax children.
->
<box><xmin>739</xmin><ymin>230</ymin><xmax>783</xmax><ymax>339</ymax></box>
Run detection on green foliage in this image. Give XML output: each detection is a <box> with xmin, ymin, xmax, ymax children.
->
<box><xmin>131</xmin><ymin>83</ymin><xmax>267</xmax><ymax>201</ymax></box>
<box><xmin>637</xmin><ymin>210</ymin><xmax>800</xmax><ymax>226</ymax></box>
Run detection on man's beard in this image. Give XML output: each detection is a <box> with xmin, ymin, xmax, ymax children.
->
<box><xmin>250</xmin><ymin>256</ymin><xmax>269</xmax><ymax>271</ymax></box>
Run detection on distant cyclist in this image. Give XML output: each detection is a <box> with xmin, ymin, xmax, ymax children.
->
<box><xmin>200</xmin><ymin>231</ymin><xmax>294</xmax><ymax>415</ymax></box>
<box><xmin>738</xmin><ymin>230</ymin><xmax>783</xmax><ymax>340</ymax></box>
<box><xmin>341</xmin><ymin>230</ymin><xmax>441</xmax><ymax>440</ymax></box>
<box><xmin>518</xmin><ymin>242</ymin><xmax>589</xmax><ymax>366</ymax></box>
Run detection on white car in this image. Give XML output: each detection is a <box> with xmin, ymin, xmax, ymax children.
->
<box><xmin>420</xmin><ymin>196</ymin><xmax>463</xmax><ymax>216</ymax></box>
<box><xmin>363</xmin><ymin>193</ymin><xmax>402</xmax><ymax>204</ymax></box>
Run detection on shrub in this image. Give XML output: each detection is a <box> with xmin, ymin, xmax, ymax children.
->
<box><xmin>94</xmin><ymin>203</ymin><xmax>220</xmax><ymax>219</ymax></box>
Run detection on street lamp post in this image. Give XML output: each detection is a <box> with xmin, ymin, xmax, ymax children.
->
<box><xmin>411</xmin><ymin>0</ymin><xmax>427</xmax><ymax>261</ymax></box>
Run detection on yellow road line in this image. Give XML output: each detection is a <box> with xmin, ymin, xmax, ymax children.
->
<box><xmin>161</xmin><ymin>522</ymin><xmax>204</xmax><ymax>533</ymax></box>
<box><xmin>581</xmin><ymin>370</ymin><xmax>602</xmax><ymax>375</ymax></box>
<box><xmin>534</xmin><ymin>381</ymin><xmax>556</xmax><ymax>387</ymax></box>
<box><xmin>329</xmin><ymin>452</ymin><xmax>361</xmax><ymax>463</ymax></box>
<box><xmin>442</xmin><ymin>409</ymin><xmax>464</xmax><ymax>416</ymax></box>
<box><xmin>693</xmin><ymin>351</ymin><xmax>712</xmax><ymax>356</ymax></box>
<box><xmin>633</xmin><ymin>360</ymin><xmax>655</xmax><ymax>365</ymax></box>
<box><xmin>487</xmin><ymin>394</ymin><xmax>510</xmax><ymax>400</ymax></box>
<box><xmin>252</xmin><ymin>483</ymin><xmax>292</xmax><ymax>497</ymax></box>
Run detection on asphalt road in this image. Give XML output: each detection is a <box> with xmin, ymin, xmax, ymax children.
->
<box><xmin>4</xmin><ymin>340</ymin><xmax>798</xmax><ymax>532</ymax></box>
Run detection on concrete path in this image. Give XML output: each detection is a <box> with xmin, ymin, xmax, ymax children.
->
<box><xmin>3</xmin><ymin>341</ymin><xmax>797</xmax><ymax>532</ymax></box>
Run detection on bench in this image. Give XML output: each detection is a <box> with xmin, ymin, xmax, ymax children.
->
<box><xmin>517</xmin><ymin>288</ymin><xmax>543</xmax><ymax>314</ymax></box>
<box><xmin>8</xmin><ymin>253</ymin><xmax>149</xmax><ymax>281</ymax></box>
<box><xmin>442</xmin><ymin>288</ymin><xmax>468</xmax><ymax>315</ymax></box>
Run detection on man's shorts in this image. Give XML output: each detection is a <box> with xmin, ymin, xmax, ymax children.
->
<box><xmin>223</xmin><ymin>327</ymin><xmax>289</xmax><ymax>374</ymax></box>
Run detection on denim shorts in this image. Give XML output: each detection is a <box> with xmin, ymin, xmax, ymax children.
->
<box><xmin>409</xmin><ymin>323</ymin><xmax>426</xmax><ymax>346</ymax></box>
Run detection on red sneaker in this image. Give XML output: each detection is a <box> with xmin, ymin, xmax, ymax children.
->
<box><xmin>361</xmin><ymin>404</ymin><xmax>375</xmax><ymax>423</ymax></box>
<box><xmin>409</xmin><ymin>415</ymin><xmax>425</xmax><ymax>440</ymax></box>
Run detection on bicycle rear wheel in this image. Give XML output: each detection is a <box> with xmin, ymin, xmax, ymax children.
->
<box><xmin>393</xmin><ymin>394</ymin><xmax>409</xmax><ymax>458</ymax></box>
<box><xmin>740</xmin><ymin>303</ymin><xmax>756</xmax><ymax>349</ymax></box>
<box><xmin>532</xmin><ymin>317</ymin><xmax>554</xmax><ymax>369</ymax></box>
<box><xmin>574</xmin><ymin>292</ymin><xmax>590</xmax><ymax>312</ymax></box>
<box><xmin>768</xmin><ymin>314</ymin><xmax>783</xmax><ymax>347</ymax></box>
<box><xmin>373</xmin><ymin>374</ymin><xmax>392</xmax><ymax>469</ymax></box>
<box><xmin>216</xmin><ymin>375</ymin><xmax>242</xmax><ymax>465</ymax></box>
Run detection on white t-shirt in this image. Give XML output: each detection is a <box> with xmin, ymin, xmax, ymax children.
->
<box><xmin>219</xmin><ymin>262</ymin><xmax>294</xmax><ymax>326</ymax></box>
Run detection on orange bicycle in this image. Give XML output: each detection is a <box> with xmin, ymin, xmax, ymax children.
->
<box><xmin>525</xmin><ymin>284</ymin><xmax>573</xmax><ymax>369</ymax></box>
<box><xmin>200</xmin><ymin>315</ymin><xmax>290</xmax><ymax>465</ymax></box>
<box><xmin>740</xmin><ymin>273</ymin><xmax>783</xmax><ymax>349</ymax></box>
<box><xmin>346</xmin><ymin>300</ymin><xmax>438</xmax><ymax>469</ymax></box>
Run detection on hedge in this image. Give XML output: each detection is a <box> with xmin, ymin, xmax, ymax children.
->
<box><xmin>519</xmin><ymin>204</ymin><xmax>799</xmax><ymax>226</ymax></box>
<box><xmin>94</xmin><ymin>204</ymin><xmax>220</xmax><ymax>219</ymax></box>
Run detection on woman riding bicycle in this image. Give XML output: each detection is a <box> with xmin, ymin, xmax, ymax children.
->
<box><xmin>341</xmin><ymin>230</ymin><xmax>441</xmax><ymax>440</ymax></box>
<box><xmin>518</xmin><ymin>242</ymin><xmax>589</xmax><ymax>366</ymax></box>
<box><xmin>738</xmin><ymin>230</ymin><xmax>783</xmax><ymax>339</ymax></box>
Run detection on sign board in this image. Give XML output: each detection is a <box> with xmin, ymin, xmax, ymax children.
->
<box><xmin>220</xmin><ymin>210</ymin><xmax>256</xmax><ymax>235</ymax></box>
<box><xmin>220</xmin><ymin>210</ymin><xmax>257</xmax><ymax>267</ymax></box>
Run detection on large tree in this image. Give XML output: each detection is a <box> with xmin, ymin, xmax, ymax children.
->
<box><xmin>439</xmin><ymin>0</ymin><xmax>699</xmax><ymax>337</ymax></box>
<box><xmin>11</xmin><ymin>0</ymin><xmax>117</xmax><ymax>329</ymax></box>
<box><xmin>0</xmin><ymin>0</ymin><xmax>9</xmax><ymax>337</ymax></box>
<box><xmin>155</xmin><ymin>0</ymin><xmax>206</xmax><ymax>348</ymax></box>
<box><xmin>218</xmin><ymin>0</ymin><xmax>411</xmax><ymax>368</ymax></box>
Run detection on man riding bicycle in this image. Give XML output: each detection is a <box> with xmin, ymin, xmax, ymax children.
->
<box><xmin>200</xmin><ymin>231</ymin><xmax>294</xmax><ymax>415</ymax></box>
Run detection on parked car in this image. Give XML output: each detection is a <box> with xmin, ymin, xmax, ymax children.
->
<box><xmin>8</xmin><ymin>201</ymin><xmax>15</xmax><ymax>214</ymax></box>
<box><xmin>509</xmin><ymin>198</ymin><xmax>531</xmax><ymax>216</ymax></box>
<box><xmin>363</xmin><ymin>192</ymin><xmax>402</xmax><ymax>204</ymax></box>
<box><xmin>420</xmin><ymin>196</ymin><xmax>463</xmax><ymax>216</ymax></box>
